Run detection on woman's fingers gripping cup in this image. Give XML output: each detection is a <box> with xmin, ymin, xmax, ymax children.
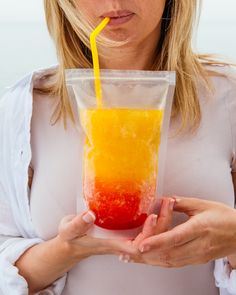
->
<box><xmin>120</xmin><ymin>198</ymin><xmax>175</xmax><ymax>262</ymax></box>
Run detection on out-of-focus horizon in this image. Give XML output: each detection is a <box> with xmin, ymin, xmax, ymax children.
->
<box><xmin>0</xmin><ymin>0</ymin><xmax>236</xmax><ymax>95</ymax></box>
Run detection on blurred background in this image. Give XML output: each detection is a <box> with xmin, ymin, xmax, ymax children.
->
<box><xmin>0</xmin><ymin>0</ymin><xmax>236</xmax><ymax>96</ymax></box>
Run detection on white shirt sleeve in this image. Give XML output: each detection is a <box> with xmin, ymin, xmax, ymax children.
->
<box><xmin>0</xmin><ymin>180</ymin><xmax>67</xmax><ymax>295</ymax></box>
<box><xmin>0</xmin><ymin>237</ymin><xmax>67</xmax><ymax>295</ymax></box>
<box><xmin>214</xmin><ymin>259</ymin><xmax>236</xmax><ymax>295</ymax></box>
<box><xmin>0</xmin><ymin>87</ymin><xmax>67</xmax><ymax>295</ymax></box>
<box><xmin>0</xmin><ymin>237</ymin><xmax>43</xmax><ymax>295</ymax></box>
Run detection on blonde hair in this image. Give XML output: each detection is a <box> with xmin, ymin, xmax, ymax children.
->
<box><xmin>42</xmin><ymin>0</ymin><xmax>220</xmax><ymax>130</ymax></box>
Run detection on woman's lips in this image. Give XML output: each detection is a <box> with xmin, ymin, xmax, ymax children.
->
<box><xmin>101</xmin><ymin>11</ymin><xmax>134</xmax><ymax>26</ymax></box>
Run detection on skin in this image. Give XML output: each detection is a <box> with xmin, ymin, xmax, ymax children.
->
<box><xmin>16</xmin><ymin>210</ymin><xmax>138</xmax><ymax>293</ymax></box>
<box><xmin>131</xmin><ymin>189</ymin><xmax>236</xmax><ymax>268</ymax></box>
<box><xmin>75</xmin><ymin>0</ymin><xmax>166</xmax><ymax>70</ymax></box>
<box><xmin>15</xmin><ymin>0</ymin><xmax>236</xmax><ymax>292</ymax></box>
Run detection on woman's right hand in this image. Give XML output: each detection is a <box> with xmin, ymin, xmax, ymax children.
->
<box><xmin>56</xmin><ymin>211</ymin><xmax>138</xmax><ymax>261</ymax></box>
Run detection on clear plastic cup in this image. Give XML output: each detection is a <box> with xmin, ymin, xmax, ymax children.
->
<box><xmin>66</xmin><ymin>69</ymin><xmax>175</xmax><ymax>231</ymax></box>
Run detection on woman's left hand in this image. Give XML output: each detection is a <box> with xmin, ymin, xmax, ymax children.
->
<box><xmin>127</xmin><ymin>197</ymin><xmax>236</xmax><ymax>268</ymax></box>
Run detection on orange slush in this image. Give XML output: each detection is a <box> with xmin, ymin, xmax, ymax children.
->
<box><xmin>80</xmin><ymin>109</ymin><xmax>163</xmax><ymax>230</ymax></box>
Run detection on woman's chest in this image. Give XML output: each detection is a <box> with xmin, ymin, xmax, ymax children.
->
<box><xmin>29</xmin><ymin>95</ymin><xmax>235</xmax><ymax>240</ymax></box>
<box><xmin>30</xmin><ymin>94</ymin><xmax>85</xmax><ymax>239</ymax></box>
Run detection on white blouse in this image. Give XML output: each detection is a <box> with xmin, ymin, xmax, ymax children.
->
<box><xmin>0</xmin><ymin>65</ymin><xmax>236</xmax><ymax>295</ymax></box>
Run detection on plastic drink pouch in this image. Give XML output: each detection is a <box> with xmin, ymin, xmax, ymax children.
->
<box><xmin>66</xmin><ymin>69</ymin><xmax>175</xmax><ymax>232</ymax></box>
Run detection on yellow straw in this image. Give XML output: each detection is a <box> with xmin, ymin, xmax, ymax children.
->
<box><xmin>90</xmin><ymin>17</ymin><xmax>110</xmax><ymax>108</ymax></box>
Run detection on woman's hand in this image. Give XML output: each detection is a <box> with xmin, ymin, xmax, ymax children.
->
<box><xmin>129</xmin><ymin>197</ymin><xmax>236</xmax><ymax>268</ymax></box>
<box><xmin>57</xmin><ymin>211</ymin><xmax>137</xmax><ymax>261</ymax></box>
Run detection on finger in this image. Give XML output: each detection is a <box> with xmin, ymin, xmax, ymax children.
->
<box><xmin>173</xmin><ymin>196</ymin><xmax>208</xmax><ymax>215</ymax></box>
<box><xmin>154</xmin><ymin>198</ymin><xmax>175</xmax><ymax>234</ymax></box>
<box><xmin>59</xmin><ymin>211</ymin><xmax>96</xmax><ymax>241</ymax></box>
<box><xmin>121</xmin><ymin>198</ymin><xmax>175</xmax><ymax>260</ymax></box>
<box><xmin>139</xmin><ymin>218</ymin><xmax>200</xmax><ymax>252</ymax></box>
<box><xmin>119</xmin><ymin>254</ymin><xmax>132</xmax><ymax>263</ymax></box>
<box><xmin>133</xmin><ymin>198</ymin><xmax>175</xmax><ymax>247</ymax></box>
<box><xmin>142</xmin><ymin>214</ymin><xmax>158</xmax><ymax>236</ymax></box>
<box><xmin>133</xmin><ymin>214</ymin><xmax>158</xmax><ymax>247</ymax></box>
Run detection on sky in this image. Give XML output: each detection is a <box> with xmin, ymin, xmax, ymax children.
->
<box><xmin>0</xmin><ymin>0</ymin><xmax>44</xmax><ymax>22</ymax></box>
<box><xmin>0</xmin><ymin>0</ymin><xmax>236</xmax><ymax>22</ymax></box>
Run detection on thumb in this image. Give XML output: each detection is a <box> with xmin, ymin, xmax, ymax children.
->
<box><xmin>173</xmin><ymin>196</ymin><xmax>206</xmax><ymax>216</ymax></box>
<box><xmin>58</xmin><ymin>211</ymin><xmax>96</xmax><ymax>241</ymax></box>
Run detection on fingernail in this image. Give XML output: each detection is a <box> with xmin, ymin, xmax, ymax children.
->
<box><xmin>82</xmin><ymin>211</ymin><xmax>96</xmax><ymax>224</ymax></box>
<box><xmin>169</xmin><ymin>199</ymin><xmax>175</xmax><ymax>210</ymax></box>
<box><xmin>119</xmin><ymin>254</ymin><xmax>130</xmax><ymax>263</ymax></box>
<box><xmin>172</xmin><ymin>196</ymin><xmax>181</xmax><ymax>203</ymax></box>
<box><xmin>140</xmin><ymin>245</ymin><xmax>150</xmax><ymax>253</ymax></box>
<box><xmin>152</xmin><ymin>214</ymin><xmax>158</xmax><ymax>226</ymax></box>
<box><xmin>123</xmin><ymin>255</ymin><xmax>130</xmax><ymax>263</ymax></box>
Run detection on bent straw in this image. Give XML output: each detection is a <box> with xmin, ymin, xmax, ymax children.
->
<box><xmin>90</xmin><ymin>17</ymin><xmax>110</xmax><ymax>108</ymax></box>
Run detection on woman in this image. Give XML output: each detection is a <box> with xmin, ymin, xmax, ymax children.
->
<box><xmin>0</xmin><ymin>0</ymin><xmax>236</xmax><ymax>294</ymax></box>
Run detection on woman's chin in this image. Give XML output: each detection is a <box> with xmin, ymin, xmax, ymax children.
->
<box><xmin>105</xmin><ymin>29</ymin><xmax>139</xmax><ymax>45</ymax></box>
